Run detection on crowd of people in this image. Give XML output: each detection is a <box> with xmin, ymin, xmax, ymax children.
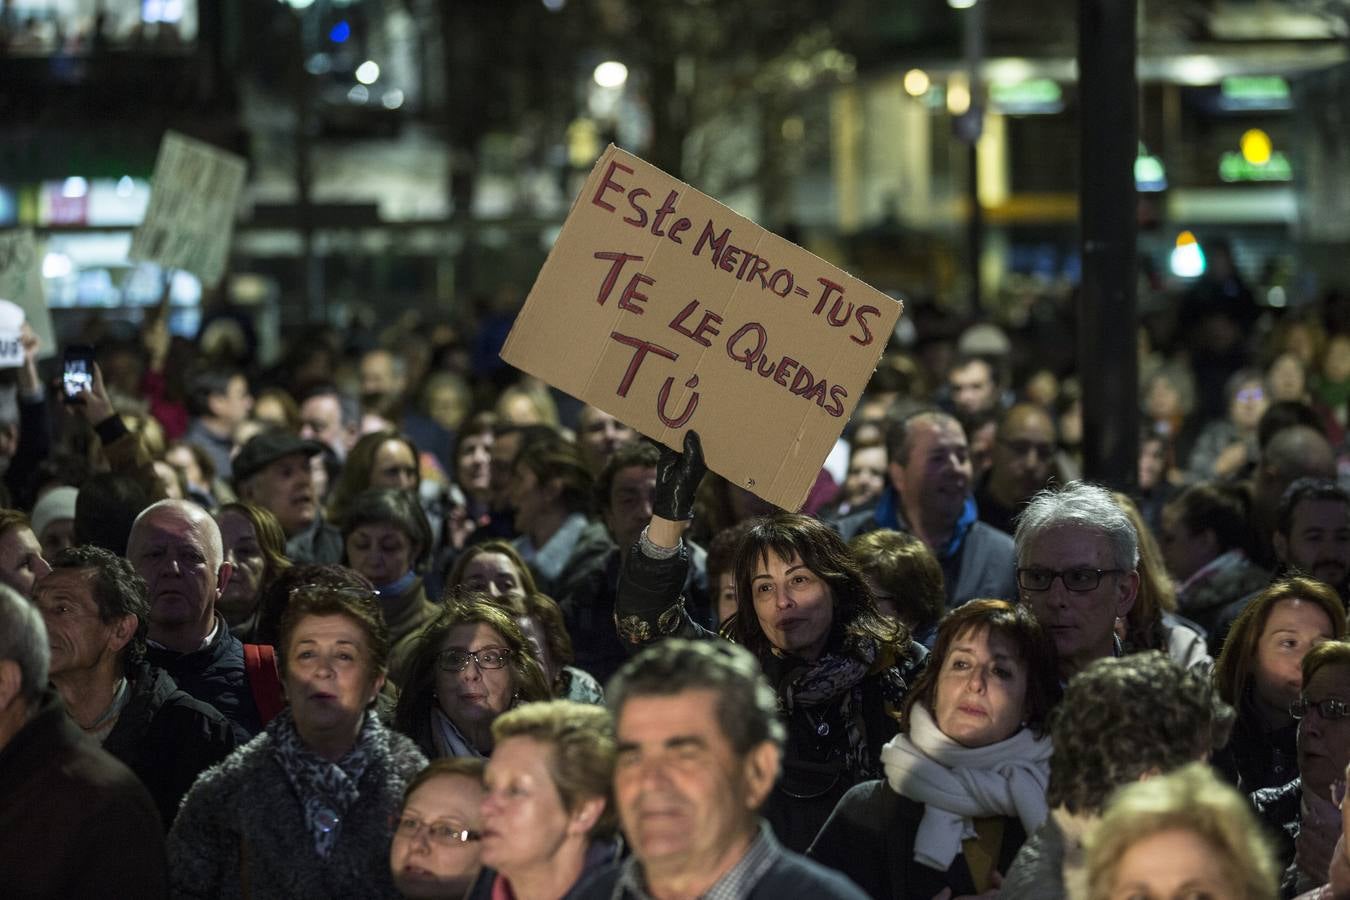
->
<box><xmin>3</xmin><ymin>270</ymin><xmax>1350</xmax><ymax>899</ymax></box>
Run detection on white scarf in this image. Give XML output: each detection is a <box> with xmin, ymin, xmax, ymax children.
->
<box><xmin>880</xmin><ymin>703</ymin><xmax>1053</xmax><ymax>870</ymax></box>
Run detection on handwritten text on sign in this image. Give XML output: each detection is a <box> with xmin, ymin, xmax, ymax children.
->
<box><xmin>501</xmin><ymin>146</ymin><xmax>901</xmax><ymax>510</ymax></box>
<box><xmin>130</xmin><ymin>131</ymin><xmax>247</xmax><ymax>288</ymax></box>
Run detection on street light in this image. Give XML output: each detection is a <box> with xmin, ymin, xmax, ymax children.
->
<box><xmin>593</xmin><ymin>61</ymin><xmax>628</xmax><ymax>89</ymax></box>
<box><xmin>355</xmin><ymin>60</ymin><xmax>380</xmax><ymax>85</ymax></box>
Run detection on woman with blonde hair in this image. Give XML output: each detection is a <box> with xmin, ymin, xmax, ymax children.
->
<box><xmin>473</xmin><ymin>700</ymin><xmax>617</xmax><ymax>899</ymax></box>
<box><xmin>1085</xmin><ymin>762</ymin><xmax>1278</xmax><ymax>900</ymax></box>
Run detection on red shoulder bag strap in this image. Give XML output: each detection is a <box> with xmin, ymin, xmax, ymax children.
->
<box><xmin>243</xmin><ymin>643</ymin><xmax>285</xmax><ymax>726</ymax></box>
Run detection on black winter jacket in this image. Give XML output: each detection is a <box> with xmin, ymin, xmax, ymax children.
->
<box><xmin>809</xmin><ymin>780</ymin><xmax>1027</xmax><ymax>900</ymax></box>
<box><xmin>105</xmin><ymin>661</ymin><xmax>237</xmax><ymax>826</ymax></box>
<box><xmin>146</xmin><ymin>615</ymin><xmax>263</xmax><ymax>744</ymax></box>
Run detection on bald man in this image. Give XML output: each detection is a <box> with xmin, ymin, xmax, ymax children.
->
<box><xmin>1251</xmin><ymin>424</ymin><xmax>1336</xmax><ymax>566</ymax></box>
<box><xmin>976</xmin><ymin>404</ymin><xmax>1060</xmax><ymax>535</ymax></box>
<box><xmin>129</xmin><ymin>500</ymin><xmax>264</xmax><ymax>742</ymax></box>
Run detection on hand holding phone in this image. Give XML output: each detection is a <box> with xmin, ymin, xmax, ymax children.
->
<box><xmin>62</xmin><ymin>345</ymin><xmax>96</xmax><ymax>405</ymax></box>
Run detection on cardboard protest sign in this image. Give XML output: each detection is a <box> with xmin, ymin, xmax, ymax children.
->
<box><xmin>0</xmin><ymin>229</ymin><xmax>54</xmax><ymax>361</ymax></box>
<box><xmin>501</xmin><ymin>145</ymin><xmax>903</xmax><ymax>511</ymax></box>
<box><xmin>130</xmin><ymin>131</ymin><xmax>247</xmax><ymax>288</ymax></box>
<box><xmin>0</xmin><ymin>300</ymin><xmax>25</xmax><ymax>368</ymax></box>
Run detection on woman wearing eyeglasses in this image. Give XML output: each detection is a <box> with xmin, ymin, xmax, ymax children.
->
<box><xmin>471</xmin><ymin>701</ymin><xmax>617</xmax><ymax>900</ymax></box>
<box><xmin>394</xmin><ymin>598</ymin><xmax>552</xmax><ymax>759</ymax></box>
<box><xmin>168</xmin><ymin>585</ymin><xmax>428</xmax><ymax>899</ymax></box>
<box><xmin>1287</xmin><ymin>640</ymin><xmax>1350</xmax><ymax>895</ymax></box>
<box><xmin>1213</xmin><ymin>578</ymin><xmax>1345</xmax><ymax>803</ymax></box>
<box><xmin>391</xmin><ymin>758</ymin><xmax>486</xmax><ymax>899</ymax></box>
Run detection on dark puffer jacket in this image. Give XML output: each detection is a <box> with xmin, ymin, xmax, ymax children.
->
<box><xmin>146</xmin><ymin>614</ymin><xmax>263</xmax><ymax>744</ymax></box>
<box><xmin>105</xmin><ymin>661</ymin><xmax>237</xmax><ymax>827</ymax></box>
<box><xmin>167</xmin><ymin>716</ymin><xmax>427</xmax><ymax>899</ymax></box>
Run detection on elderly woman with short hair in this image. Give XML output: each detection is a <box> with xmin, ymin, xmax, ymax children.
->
<box><xmin>470</xmin><ymin>700</ymin><xmax>617</xmax><ymax>900</ymax></box>
<box><xmin>167</xmin><ymin>585</ymin><xmax>428</xmax><ymax>898</ymax></box>
<box><xmin>1085</xmin><ymin>762</ymin><xmax>1278</xmax><ymax>900</ymax></box>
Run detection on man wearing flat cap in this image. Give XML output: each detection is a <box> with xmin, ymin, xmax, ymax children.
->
<box><xmin>233</xmin><ymin>428</ymin><xmax>341</xmax><ymax>564</ymax></box>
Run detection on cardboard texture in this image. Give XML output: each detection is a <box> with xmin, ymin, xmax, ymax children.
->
<box><xmin>130</xmin><ymin>131</ymin><xmax>247</xmax><ymax>288</ymax></box>
<box><xmin>501</xmin><ymin>145</ymin><xmax>903</xmax><ymax>511</ymax></box>
<box><xmin>0</xmin><ymin>229</ymin><xmax>56</xmax><ymax>361</ymax></box>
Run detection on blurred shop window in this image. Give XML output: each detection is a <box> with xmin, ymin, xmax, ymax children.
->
<box><xmin>0</xmin><ymin>0</ymin><xmax>197</xmax><ymax>55</ymax></box>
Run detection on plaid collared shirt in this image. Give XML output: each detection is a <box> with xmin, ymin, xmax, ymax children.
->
<box><xmin>609</xmin><ymin>822</ymin><xmax>781</xmax><ymax>900</ymax></box>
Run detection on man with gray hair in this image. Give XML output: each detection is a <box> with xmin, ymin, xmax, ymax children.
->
<box><xmin>131</xmin><ymin>498</ymin><xmax>275</xmax><ymax>742</ymax></box>
<box><xmin>1014</xmin><ymin>481</ymin><xmax>1140</xmax><ymax>681</ymax></box>
<box><xmin>0</xmin><ymin>582</ymin><xmax>168</xmax><ymax>894</ymax></box>
<box><xmin>576</xmin><ymin>640</ymin><xmax>867</xmax><ymax>899</ymax></box>
<box><xmin>38</xmin><ymin>544</ymin><xmax>235</xmax><ymax>826</ymax></box>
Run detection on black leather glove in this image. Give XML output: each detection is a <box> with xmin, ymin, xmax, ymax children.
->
<box><xmin>653</xmin><ymin>430</ymin><xmax>707</xmax><ymax>521</ymax></box>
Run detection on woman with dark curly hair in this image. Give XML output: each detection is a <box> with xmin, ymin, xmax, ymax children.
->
<box><xmin>808</xmin><ymin>600</ymin><xmax>1061</xmax><ymax>898</ymax></box>
<box><xmin>613</xmin><ymin>432</ymin><xmax>927</xmax><ymax>852</ymax></box>
<box><xmin>393</xmin><ymin>598</ymin><xmax>551</xmax><ymax>759</ymax></box>
<box><xmin>999</xmin><ymin>651</ymin><xmax>1235</xmax><ymax>900</ymax></box>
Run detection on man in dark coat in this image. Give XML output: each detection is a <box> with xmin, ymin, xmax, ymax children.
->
<box><xmin>37</xmin><ymin>544</ymin><xmax>235</xmax><ymax>826</ymax></box>
<box><xmin>556</xmin><ymin>440</ymin><xmax>709</xmax><ymax>684</ymax></box>
<box><xmin>575</xmin><ymin>640</ymin><xmax>868</xmax><ymax>900</ymax></box>
<box><xmin>130</xmin><ymin>499</ymin><xmax>269</xmax><ymax>743</ymax></box>
<box><xmin>0</xmin><ymin>581</ymin><xmax>167</xmax><ymax>897</ymax></box>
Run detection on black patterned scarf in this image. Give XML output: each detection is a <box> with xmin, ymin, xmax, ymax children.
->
<box><xmin>777</xmin><ymin>635</ymin><xmax>912</xmax><ymax>781</ymax></box>
<box><xmin>270</xmin><ymin>706</ymin><xmax>386</xmax><ymax>857</ymax></box>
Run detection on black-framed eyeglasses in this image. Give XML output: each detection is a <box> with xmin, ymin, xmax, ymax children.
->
<box><xmin>436</xmin><ymin>647</ymin><xmax>511</xmax><ymax>672</ymax></box>
<box><xmin>1290</xmin><ymin>696</ymin><xmax>1350</xmax><ymax>721</ymax></box>
<box><xmin>391</xmin><ymin>815</ymin><xmax>481</xmax><ymax>845</ymax></box>
<box><xmin>1016</xmin><ymin>567</ymin><xmax>1124</xmax><ymax>593</ymax></box>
